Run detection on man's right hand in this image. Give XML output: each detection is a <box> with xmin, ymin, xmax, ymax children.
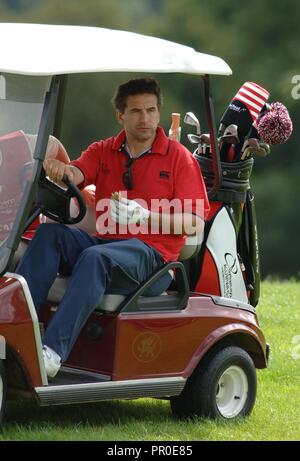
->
<box><xmin>43</xmin><ymin>158</ymin><xmax>83</xmax><ymax>185</ymax></box>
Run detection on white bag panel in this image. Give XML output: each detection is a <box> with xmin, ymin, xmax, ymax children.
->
<box><xmin>206</xmin><ymin>207</ymin><xmax>248</xmax><ymax>304</ymax></box>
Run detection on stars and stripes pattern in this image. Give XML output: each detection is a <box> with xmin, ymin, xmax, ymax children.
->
<box><xmin>234</xmin><ymin>82</ymin><xmax>270</xmax><ymax>121</ymax></box>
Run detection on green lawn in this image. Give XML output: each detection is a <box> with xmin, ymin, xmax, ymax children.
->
<box><xmin>1</xmin><ymin>280</ymin><xmax>299</xmax><ymax>441</ymax></box>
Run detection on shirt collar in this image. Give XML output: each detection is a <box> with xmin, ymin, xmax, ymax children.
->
<box><xmin>112</xmin><ymin>126</ymin><xmax>169</xmax><ymax>156</ymax></box>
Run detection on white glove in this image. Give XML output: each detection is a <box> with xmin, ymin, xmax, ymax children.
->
<box><xmin>110</xmin><ymin>197</ymin><xmax>150</xmax><ymax>225</ymax></box>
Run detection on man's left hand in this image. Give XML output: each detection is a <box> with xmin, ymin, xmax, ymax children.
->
<box><xmin>110</xmin><ymin>197</ymin><xmax>150</xmax><ymax>225</ymax></box>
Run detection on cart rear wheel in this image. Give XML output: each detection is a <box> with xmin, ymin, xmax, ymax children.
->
<box><xmin>0</xmin><ymin>360</ymin><xmax>7</xmax><ymax>425</ymax></box>
<box><xmin>171</xmin><ymin>345</ymin><xmax>257</xmax><ymax>420</ymax></box>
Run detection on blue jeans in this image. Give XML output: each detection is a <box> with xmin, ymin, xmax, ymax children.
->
<box><xmin>16</xmin><ymin>223</ymin><xmax>172</xmax><ymax>361</ymax></box>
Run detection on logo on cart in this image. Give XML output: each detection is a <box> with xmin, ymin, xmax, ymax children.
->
<box><xmin>224</xmin><ymin>253</ymin><xmax>238</xmax><ymax>274</ymax></box>
<box><xmin>132</xmin><ymin>332</ymin><xmax>162</xmax><ymax>363</ymax></box>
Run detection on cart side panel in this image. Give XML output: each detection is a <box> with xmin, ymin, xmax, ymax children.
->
<box><xmin>0</xmin><ymin>276</ymin><xmax>44</xmax><ymax>387</ymax></box>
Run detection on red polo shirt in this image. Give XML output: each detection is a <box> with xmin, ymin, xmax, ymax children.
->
<box><xmin>71</xmin><ymin>127</ymin><xmax>209</xmax><ymax>262</ymax></box>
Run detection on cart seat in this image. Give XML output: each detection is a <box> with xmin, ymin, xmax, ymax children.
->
<box><xmin>48</xmin><ymin>275</ymin><xmax>127</xmax><ymax>313</ymax></box>
<box><xmin>46</xmin><ymin>233</ymin><xmax>203</xmax><ymax>313</ymax></box>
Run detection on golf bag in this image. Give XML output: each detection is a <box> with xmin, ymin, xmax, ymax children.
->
<box><xmin>185</xmin><ymin>82</ymin><xmax>269</xmax><ymax>307</ymax></box>
<box><xmin>189</xmin><ymin>155</ymin><xmax>260</xmax><ymax>307</ymax></box>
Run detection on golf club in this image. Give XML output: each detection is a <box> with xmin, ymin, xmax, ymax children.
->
<box><xmin>184</xmin><ymin>112</ymin><xmax>201</xmax><ymax>135</ymax></box>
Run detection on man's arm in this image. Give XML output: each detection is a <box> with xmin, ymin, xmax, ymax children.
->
<box><xmin>43</xmin><ymin>158</ymin><xmax>84</xmax><ymax>186</ymax></box>
<box><xmin>148</xmin><ymin>211</ymin><xmax>204</xmax><ymax>236</ymax></box>
<box><xmin>25</xmin><ymin>134</ymin><xmax>85</xmax><ymax>186</ymax></box>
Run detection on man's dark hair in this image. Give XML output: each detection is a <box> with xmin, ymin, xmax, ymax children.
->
<box><xmin>112</xmin><ymin>78</ymin><xmax>162</xmax><ymax>112</ymax></box>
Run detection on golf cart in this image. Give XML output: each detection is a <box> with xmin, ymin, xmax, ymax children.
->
<box><xmin>0</xmin><ymin>23</ymin><xmax>269</xmax><ymax>423</ymax></box>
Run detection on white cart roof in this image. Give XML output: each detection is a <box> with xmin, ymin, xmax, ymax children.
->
<box><xmin>0</xmin><ymin>23</ymin><xmax>232</xmax><ymax>77</ymax></box>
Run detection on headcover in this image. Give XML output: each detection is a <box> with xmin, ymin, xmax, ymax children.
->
<box><xmin>256</xmin><ymin>102</ymin><xmax>293</xmax><ymax>144</ymax></box>
<box><xmin>220</xmin><ymin>82</ymin><xmax>270</xmax><ymax>141</ymax></box>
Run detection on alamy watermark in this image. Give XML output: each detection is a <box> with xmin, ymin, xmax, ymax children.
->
<box><xmin>291</xmin><ymin>75</ymin><xmax>300</xmax><ymax>100</ymax></box>
<box><xmin>0</xmin><ymin>335</ymin><xmax>5</xmax><ymax>359</ymax></box>
<box><xmin>95</xmin><ymin>196</ymin><xmax>205</xmax><ymax>242</ymax></box>
<box><xmin>291</xmin><ymin>335</ymin><xmax>300</xmax><ymax>361</ymax></box>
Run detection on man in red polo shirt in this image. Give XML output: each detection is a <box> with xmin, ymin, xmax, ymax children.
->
<box><xmin>16</xmin><ymin>78</ymin><xmax>209</xmax><ymax>378</ymax></box>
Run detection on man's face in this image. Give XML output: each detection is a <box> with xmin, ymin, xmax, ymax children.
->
<box><xmin>117</xmin><ymin>93</ymin><xmax>160</xmax><ymax>143</ymax></box>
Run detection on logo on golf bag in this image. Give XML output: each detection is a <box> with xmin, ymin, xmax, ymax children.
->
<box><xmin>224</xmin><ymin>253</ymin><xmax>238</xmax><ymax>274</ymax></box>
<box><xmin>228</xmin><ymin>103</ymin><xmax>247</xmax><ymax>113</ymax></box>
<box><xmin>220</xmin><ymin>253</ymin><xmax>239</xmax><ymax>298</ymax></box>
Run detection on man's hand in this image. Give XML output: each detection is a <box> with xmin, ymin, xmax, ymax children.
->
<box><xmin>43</xmin><ymin>158</ymin><xmax>74</xmax><ymax>183</ymax></box>
<box><xmin>110</xmin><ymin>196</ymin><xmax>150</xmax><ymax>225</ymax></box>
<box><xmin>43</xmin><ymin>158</ymin><xmax>84</xmax><ymax>186</ymax></box>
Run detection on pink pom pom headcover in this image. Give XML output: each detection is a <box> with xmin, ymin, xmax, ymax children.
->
<box><xmin>257</xmin><ymin>102</ymin><xmax>293</xmax><ymax>144</ymax></box>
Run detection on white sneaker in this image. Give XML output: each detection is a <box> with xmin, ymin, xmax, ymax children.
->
<box><xmin>42</xmin><ymin>345</ymin><xmax>61</xmax><ymax>378</ymax></box>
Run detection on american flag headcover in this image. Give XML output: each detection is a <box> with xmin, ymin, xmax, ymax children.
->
<box><xmin>220</xmin><ymin>82</ymin><xmax>270</xmax><ymax>141</ymax></box>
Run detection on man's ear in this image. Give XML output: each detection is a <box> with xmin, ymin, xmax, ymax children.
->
<box><xmin>116</xmin><ymin>110</ymin><xmax>124</xmax><ymax>126</ymax></box>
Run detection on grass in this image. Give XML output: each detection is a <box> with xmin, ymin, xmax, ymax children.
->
<box><xmin>1</xmin><ymin>280</ymin><xmax>300</xmax><ymax>441</ymax></box>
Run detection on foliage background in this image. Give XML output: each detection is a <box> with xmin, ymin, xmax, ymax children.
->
<box><xmin>0</xmin><ymin>0</ymin><xmax>299</xmax><ymax>277</ymax></box>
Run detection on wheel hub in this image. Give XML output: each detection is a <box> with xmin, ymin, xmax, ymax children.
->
<box><xmin>216</xmin><ymin>365</ymin><xmax>248</xmax><ymax>418</ymax></box>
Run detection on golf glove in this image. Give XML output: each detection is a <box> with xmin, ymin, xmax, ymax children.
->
<box><xmin>110</xmin><ymin>196</ymin><xmax>150</xmax><ymax>225</ymax></box>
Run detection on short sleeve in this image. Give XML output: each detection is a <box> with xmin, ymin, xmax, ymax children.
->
<box><xmin>71</xmin><ymin>141</ymin><xmax>103</xmax><ymax>188</ymax></box>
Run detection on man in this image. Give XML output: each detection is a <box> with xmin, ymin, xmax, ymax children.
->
<box><xmin>16</xmin><ymin>78</ymin><xmax>210</xmax><ymax>378</ymax></box>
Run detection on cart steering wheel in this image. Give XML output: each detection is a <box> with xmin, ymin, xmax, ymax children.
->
<box><xmin>36</xmin><ymin>169</ymin><xmax>86</xmax><ymax>225</ymax></box>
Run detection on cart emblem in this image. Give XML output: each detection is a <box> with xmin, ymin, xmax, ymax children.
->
<box><xmin>132</xmin><ymin>332</ymin><xmax>162</xmax><ymax>362</ymax></box>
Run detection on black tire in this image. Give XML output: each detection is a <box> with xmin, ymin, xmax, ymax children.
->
<box><xmin>171</xmin><ymin>345</ymin><xmax>257</xmax><ymax>420</ymax></box>
<box><xmin>0</xmin><ymin>359</ymin><xmax>7</xmax><ymax>425</ymax></box>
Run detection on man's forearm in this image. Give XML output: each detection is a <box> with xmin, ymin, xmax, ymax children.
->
<box><xmin>26</xmin><ymin>134</ymin><xmax>85</xmax><ymax>186</ymax></box>
<box><xmin>148</xmin><ymin>211</ymin><xmax>204</xmax><ymax>236</ymax></box>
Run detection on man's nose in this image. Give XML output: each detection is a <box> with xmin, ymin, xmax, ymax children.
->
<box><xmin>139</xmin><ymin>110</ymin><xmax>148</xmax><ymax>122</ymax></box>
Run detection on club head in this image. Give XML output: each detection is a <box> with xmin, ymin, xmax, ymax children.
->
<box><xmin>219</xmin><ymin>134</ymin><xmax>239</xmax><ymax>144</ymax></box>
<box><xmin>224</xmin><ymin>124</ymin><xmax>239</xmax><ymax>140</ymax></box>
<box><xmin>219</xmin><ymin>124</ymin><xmax>239</xmax><ymax>144</ymax></box>
<box><xmin>200</xmin><ymin>134</ymin><xmax>211</xmax><ymax>144</ymax></box>
<box><xmin>187</xmin><ymin>133</ymin><xmax>201</xmax><ymax>144</ymax></box>
<box><xmin>241</xmin><ymin>138</ymin><xmax>270</xmax><ymax>160</ymax></box>
<box><xmin>184</xmin><ymin>112</ymin><xmax>201</xmax><ymax>134</ymax></box>
<box><xmin>248</xmin><ymin>139</ymin><xmax>270</xmax><ymax>157</ymax></box>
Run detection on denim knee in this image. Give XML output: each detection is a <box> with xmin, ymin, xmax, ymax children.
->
<box><xmin>77</xmin><ymin>246</ymin><xmax>109</xmax><ymax>266</ymax></box>
<box><xmin>34</xmin><ymin>222</ymin><xmax>66</xmax><ymax>239</ymax></box>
